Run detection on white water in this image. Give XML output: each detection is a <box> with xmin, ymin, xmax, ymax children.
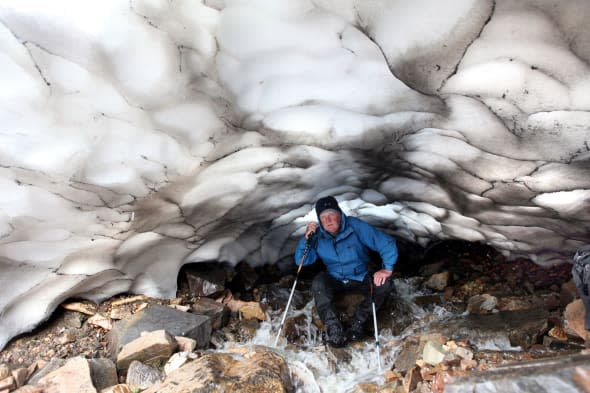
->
<box><xmin>220</xmin><ymin>278</ymin><xmax>444</xmax><ymax>392</ymax></box>
<box><xmin>221</xmin><ymin>277</ymin><xmax>520</xmax><ymax>392</ymax></box>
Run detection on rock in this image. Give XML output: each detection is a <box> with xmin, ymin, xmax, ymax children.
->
<box><xmin>467</xmin><ymin>294</ymin><xmax>498</xmax><ymax>314</ymax></box>
<box><xmin>116</xmin><ymin>330</ymin><xmax>177</xmax><ymax>373</ymax></box>
<box><xmin>12</xmin><ymin>368</ymin><xmax>28</xmax><ymax>388</ymax></box>
<box><xmin>283</xmin><ymin>314</ymin><xmax>312</xmax><ymax>345</ymax></box>
<box><xmin>0</xmin><ymin>376</ymin><xmax>14</xmax><ymax>391</ymax></box>
<box><xmin>87</xmin><ymin>313</ymin><xmax>113</xmax><ymax>331</ymax></box>
<box><xmin>223</xmin><ymin>295</ymin><xmax>267</xmax><ymax>321</ymax></box>
<box><xmin>61</xmin><ymin>302</ymin><xmax>96</xmax><ymax>316</ymax></box>
<box><xmin>185</xmin><ymin>265</ymin><xmax>226</xmax><ymax>297</ymax></box>
<box><xmin>99</xmin><ymin>384</ymin><xmax>132</xmax><ymax>393</ymax></box>
<box><xmin>453</xmin><ymin>346</ymin><xmax>473</xmax><ymax>361</ymax></box>
<box><xmin>37</xmin><ymin>357</ymin><xmax>96</xmax><ymax>393</ymax></box>
<box><xmin>164</xmin><ymin>352</ymin><xmax>190</xmax><ymax>375</ymax></box>
<box><xmin>419</xmin><ymin>261</ymin><xmax>445</xmax><ymax>276</ymax></box>
<box><xmin>191</xmin><ymin>297</ymin><xmax>229</xmax><ymax>330</ymax></box>
<box><xmin>445</xmin><ymin>353</ymin><xmax>590</xmax><ymax>393</ymax></box>
<box><xmin>264</xmin><ymin>285</ymin><xmax>305</xmax><ymax>311</ymax></box>
<box><xmin>561</xmin><ymin>279</ymin><xmax>579</xmax><ymax>307</ymax></box>
<box><xmin>425</xmin><ymin>271</ymin><xmax>450</xmax><ymax>291</ymax></box>
<box><xmin>27</xmin><ymin>359</ymin><xmax>67</xmax><ymax>386</ymax></box>
<box><xmin>548</xmin><ymin>326</ymin><xmax>568</xmax><ymax>341</ymax></box>
<box><xmin>423</xmin><ymin>341</ymin><xmax>446</xmax><ymax>366</ymax></box>
<box><xmin>142</xmin><ymin>350</ymin><xmax>292</xmax><ymax>393</ymax></box>
<box><xmin>0</xmin><ymin>365</ymin><xmax>10</xmax><ymax>381</ymax></box>
<box><xmin>108</xmin><ymin>304</ymin><xmax>211</xmax><ymax>356</ymax></box>
<box><xmin>394</xmin><ymin>340</ymin><xmax>420</xmax><ymax>372</ymax></box>
<box><xmin>403</xmin><ymin>366</ymin><xmax>422</xmax><ymax>393</ymax></box>
<box><xmin>57</xmin><ymin>329</ymin><xmax>78</xmax><ymax>344</ymax></box>
<box><xmin>125</xmin><ymin>361</ymin><xmax>164</xmax><ymax>390</ymax></box>
<box><xmin>496</xmin><ymin>296</ymin><xmax>544</xmax><ymax>312</ymax></box>
<box><xmin>174</xmin><ymin>336</ymin><xmax>197</xmax><ymax>353</ymax></box>
<box><xmin>564</xmin><ymin>299</ymin><xmax>590</xmax><ymax>341</ymax></box>
<box><xmin>432</xmin><ymin>308</ymin><xmax>548</xmax><ymax>350</ymax></box>
<box><xmin>87</xmin><ymin>359</ymin><xmax>118</xmax><ymax>391</ymax></box>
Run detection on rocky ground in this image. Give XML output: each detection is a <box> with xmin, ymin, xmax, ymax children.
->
<box><xmin>0</xmin><ymin>240</ymin><xmax>589</xmax><ymax>393</ymax></box>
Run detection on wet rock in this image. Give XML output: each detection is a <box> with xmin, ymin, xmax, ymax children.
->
<box><xmin>125</xmin><ymin>361</ymin><xmax>164</xmax><ymax>390</ymax></box>
<box><xmin>37</xmin><ymin>357</ymin><xmax>96</xmax><ymax>393</ymax></box>
<box><xmin>87</xmin><ymin>358</ymin><xmax>118</xmax><ymax>391</ymax></box>
<box><xmin>394</xmin><ymin>339</ymin><xmax>420</xmax><ymax>372</ymax></box>
<box><xmin>191</xmin><ymin>297</ymin><xmax>230</xmax><ymax>330</ymax></box>
<box><xmin>185</xmin><ymin>265</ymin><xmax>226</xmax><ymax>297</ymax></box>
<box><xmin>283</xmin><ymin>314</ymin><xmax>315</xmax><ymax>345</ymax></box>
<box><xmin>496</xmin><ymin>296</ymin><xmax>544</xmax><ymax>312</ymax></box>
<box><xmin>467</xmin><ymin>294</ymin><xmax>498</xmax><ymax>314</ymax></box>
<box><xmin>564</xmin><ymin>299</ymin><xmax>590</xmax><ymax>341</ymax></box>
<box><xmin>223</xmin><ymin>292</ymin><xmax>267</xmax><ymax>321</ymax></box>
<box><xmin>403</xmin><ymin>366</ymin><xmax>422</xmax><ymax>393</ymax></box>
<box><xmin>221</xmin><ymin>318</ymin><xmax>260</xmax><ymax>343</ymax></box>
<box><xmin>445</xmin><ymin>353</ymin><xmax>590</xmax><ymax>393</ymax></box>
<box><xmin>264</xmin><ymin>285</ymin><xmax>305</xmax><ymax>311</ymax></box>
<box><xmin>116</xmin><ymin>330</ymin><xmax>177</xmax><ymax>373</ymax></box>
<box><xmin>425</xmin><ymin>271</ymin><xmax>450</xmax><ymax>291</ymax></box>
<box><xmin>433</xmin><ymin>308</ymin><xmax>548</xmax><ymax>350</ymax></box>
<box><xmin>573</xmin><ymin>366</ymin><xmax>590</xmax><ymax>393</ymax></box>
<box><xmin>142</xmin><ymin>350</ymin><xmax>292</xmax><ymax>393</ymax></box>
<box><xmin>423</xmin><ymin>341</ymin><xmax>445</xmax><ymax>366</ymax></box>
<box><xmin>108</xmin><ymin>304</ymin><xmax>211</xmax><ymax>356</ymax></box>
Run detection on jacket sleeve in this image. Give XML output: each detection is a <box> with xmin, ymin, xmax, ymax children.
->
<box><xmin>351</xmin><ymin>218</ymin><xmax>398</xmax><ymax>271</ymax></box>
<box><xmin>294</xmin><ymin>235</ymin><xmax>318</xmax><ymax>267</ymax></box>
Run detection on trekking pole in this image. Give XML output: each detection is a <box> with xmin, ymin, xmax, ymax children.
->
<box><xmin>274</xmin><ymin>235</ymin><xmax>313</xmax><ymax>346</ymax></box>
<box><xmin>371</xmin><ymin>282</ymin><xmax>382</xmax><ymax>372</ymax></box>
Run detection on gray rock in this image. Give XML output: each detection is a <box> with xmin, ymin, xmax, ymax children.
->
<box><xmin>108</xmin><ymin>304</ymin><xmax>211</xmax><ymax>356</ymax></box>
<box><xmin>126</xmin><ymin>361</ymin><xmax>164</xmax><ymax>390</ymax></box>
<box><xmin>191</xmin><ymin>297</ymin><xmax>229</xmax><ymax>330</ymax></box>
<box><xmin>87</xmin><ymin>358</ymin><xmax>118</xmax><ymax>391</ymax></box>
<box><xmin>446</xmin><ymin>353</ymin><xmax>590</xmax><ymax>393</ymax></box>
<box><xmin>433</xmin><ymin>308</ymin><xmax>548</xmax><ymax>350</ymax></box>
<box><xmin>27</xmin><ymin>358</ymin><xmax>67</xmax><ymax>386</ymax></box>
<box><xmin>425</xmin><ymin>271</ymin><xmax>450</xmax><ymax>291</ymax></box>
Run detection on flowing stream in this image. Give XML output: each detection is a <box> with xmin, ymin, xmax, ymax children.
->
<box><xmin>219</xmin><ymin>277</ymin><xmax>508</xmax><ymax>393</ymax></box>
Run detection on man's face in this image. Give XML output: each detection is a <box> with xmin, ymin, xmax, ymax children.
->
<box><xmin>320</xmin><ymin>211</ymin><xmax>341</xmax><ymax>235</ymax></box>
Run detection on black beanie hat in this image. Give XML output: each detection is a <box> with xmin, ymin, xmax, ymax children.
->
<box><xmin>315</xmin><ymin>196</ymin><xmax>341</xmax><ymax>220</ymax></box>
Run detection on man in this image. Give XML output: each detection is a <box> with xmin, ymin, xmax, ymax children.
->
<box><xmin>294</xmin><ymin>196</ymin><xmax>398</xmax><ymax>347</ymax></box>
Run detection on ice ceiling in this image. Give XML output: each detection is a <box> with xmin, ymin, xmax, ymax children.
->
<box><xmin>1</xmin><ymin>0</ymin><xmax>590</xmax><ymax>349</ymax></box>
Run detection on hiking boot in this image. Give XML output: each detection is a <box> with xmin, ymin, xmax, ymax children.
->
<box><xmin>347</xmin><ymin>321</ymin><xmax>365</xmax><ymax>342</ymax></box>
<box><xmin>326</xmin><ymin>321</ymin><xmax>346</xmax><ymax>348</ymax></box>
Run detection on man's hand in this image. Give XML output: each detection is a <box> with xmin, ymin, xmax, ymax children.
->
<box><xmin>373</xmin><ymin>269</ymin><xmax>392</xmax><ymax>286</ymax></box>
<box><xmin>305</xmin><ymin>222</ymin><xmax>318</xmax><ymax>239</ymax></box>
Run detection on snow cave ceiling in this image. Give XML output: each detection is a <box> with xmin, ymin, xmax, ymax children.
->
<box><xmin>0</xmin><ymin>0</ymin><xmax>590</xmax><ymax>349</ymax></box>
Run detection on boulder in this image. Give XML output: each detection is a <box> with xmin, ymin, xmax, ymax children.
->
<box><xmin>564</xmin><ymin>299</ymin><xmax>590</xmax><ymax>340</ymax></box>
<box><xmin>116</xmin><ymin>330</ymin><xmax>177</xmax><ymax>373</ymax></box>
<box><xmin>99</xmin><ymin>385</ymin><xmax>131</xmax><ymax>393</ymax></box>
<box><xmin>142</xmin><ymin>350</ymin><xmax>292</xmax><ymax>393</ymax></box>
<box><xmin>422</xmin><ymin>341</ymin><xmax>446</xmax><ymax>366</ymax></box>
<box><xmin>560</xmin><ymin>279</ymin><xmax>579</xmax><ymax>307</ymax></box>
<box><xmin>125</xmin><ymin>361</ymin><xmax>164</xmax><ymax>390</ymax></box>
<box><xmin>108</xmin><ymin>304</ymin><xmax>211</xmax><ymax>356</ymax></box>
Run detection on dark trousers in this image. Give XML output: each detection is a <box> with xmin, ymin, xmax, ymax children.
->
<box><xmin>572</xmin><ymin>261</ymin><xmax>590</xmax><ymax>329</ymax></box>
<box><xmin>311</xmin><ymin>271</ymin><xmax>394</xmax><ymax>327</ymax></box>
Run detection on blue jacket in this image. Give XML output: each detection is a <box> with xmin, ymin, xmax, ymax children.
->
<box><xmin>294</xmin><ymin>213</ymin><xmax>398</xmax><ymax>282</ymax></box>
